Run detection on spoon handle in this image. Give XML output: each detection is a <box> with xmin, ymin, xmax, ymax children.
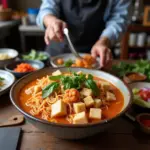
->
<box><xmin>63</xmin><ymin>28</ymin><xmax>81</xmax><ymax>58</ymax></box>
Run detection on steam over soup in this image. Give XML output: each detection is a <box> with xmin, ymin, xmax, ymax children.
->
<box><xmin>19</xmin><ymin>70</ymin><xmax>124</xmax><ymax>124</ymax></box>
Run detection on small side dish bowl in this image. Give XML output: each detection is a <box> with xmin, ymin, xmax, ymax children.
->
<box><xmin>0</xmin><ymin>48</ymin><xmax>18</xmax><ymax>68</ymax></box>
<box><xmin>136</xmin><ymin>113</ymin><xmax>150</xmax><ymax>134</ymax></box>
<box><xmin>5</xmin><ymin>60</ymin><xmax>45</xmax><ymax>78</ymax></box>
<box><xmin>129</xmin><ymin>82</ymin><xmax>150</xmax><ymax>112</ymax></box>
<box><xmin>19</xmin><ymin>50</ymin><xmax>50</xmax><ymax>65</ymax></box>
<box><xmin>10</xmin><ymin>68</ymin><xmax>132</xmax><ymax>139</ymax></box>
<box><xmin>123</xmin><ymin>72</ymin><xmax>147</xmax><ymax>84</ymax></box>
<box><xmin>0</xmin><ymin>70</ymin><xmax>15</xmax><ymax>96</ymax></box>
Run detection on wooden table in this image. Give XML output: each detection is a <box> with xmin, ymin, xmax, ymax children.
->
<box><xmin>0</xmin><ymin>61</ymin><xmax>150</xmax><ymax>150</ymax></box>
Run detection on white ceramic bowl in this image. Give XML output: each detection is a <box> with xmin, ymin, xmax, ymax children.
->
<box><xmin>0</xmin><ymin>70</ymin><xmax>15</xmax><ymax>96</ymax></box>
<box><xmin>0</xmin><ymin>48</ymin><xmax>18</xmax><ymax>68</ymax></box>
<box><xmin>10</xmin><ymin>68</ymin><xmax>132</xmax><ymax>139</ymax></box>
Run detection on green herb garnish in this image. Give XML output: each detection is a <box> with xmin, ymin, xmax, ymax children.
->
<box><xmin>0</xmin><ymin>77</ymin><xmax>4</xmax><ymax>81</ymax></box>
<box><xmin>112</xmin><ymin>60</ymin><xmax>150</xmax><ymax>80</ymax></box>
<box><xmin>49</xmin><ymin>72</ymin><xmax>99</xmax><ymax>96</ymax></box>
<box><xmin>85</xmin><ymin>75</ymin><xmax>99</xmax><ymax>96</ymax></box>
<box><xmin>42</xmin><ymin>82</ymin><xmax>59</xmax><ymax>98</ymax></box>
<box><xmin>64</xmin><ymin>59</ymin><xmax>73</xmax><ymax>67</ymax></box>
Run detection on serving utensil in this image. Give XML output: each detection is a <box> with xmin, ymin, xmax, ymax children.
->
<box><xmin>0</xmin><ymin>115</ymin><xmax>24</xmax><ymax>127</ymax></box>
<box><xmin>63</xmin><ymin>28</ymin><xmax>82</xmax><ymax>59</ymax></box>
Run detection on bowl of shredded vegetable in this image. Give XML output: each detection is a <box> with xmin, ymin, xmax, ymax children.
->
<box><xmin>5</xmin><ymin>60</ymin><xmax>45</xmax><ymax>78</ymax></box>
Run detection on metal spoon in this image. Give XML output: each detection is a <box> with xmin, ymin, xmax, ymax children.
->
<box><xmin>63</xmin><ymin>28</ymin><xmax>82</xmax><ymax>59</ymax></box>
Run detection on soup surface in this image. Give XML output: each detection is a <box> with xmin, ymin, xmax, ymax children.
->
<box><xmin>19</xmin><ymin>70</ymin><xmax>124</xmax><ymax>124</ymax></box>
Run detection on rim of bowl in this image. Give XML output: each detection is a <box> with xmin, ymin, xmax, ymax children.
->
<box><xmin>10</xmin><ymin>67</ymin><xmax>132</xmax><ymax>128</ymax></box>
<box><xmin>0</xmin><ymin>48</ymin><xmax>19</xmax><ymax>59</ymax></box>
<box><xmin>5</xmin><ymin>60</ymin><xmax>45</xmax><ymax>74</ymax></box>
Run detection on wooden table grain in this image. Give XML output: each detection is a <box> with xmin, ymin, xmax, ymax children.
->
<box><xmin>0</xmin><ymin>61</ymin><xmax>150</xmax><ymax>150</ymax></box>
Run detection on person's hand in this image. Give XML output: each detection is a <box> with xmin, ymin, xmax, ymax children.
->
<box><xmin>44</xmin><ymin>15</ymin><xmax>67</xmax><ymax>45</ymax></box>
<box><xmin>91</xmin><ymin>38</ymin><xmax>113</xmax><ymax>68</ymax></box>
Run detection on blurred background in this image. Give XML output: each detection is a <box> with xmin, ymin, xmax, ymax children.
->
<box><xmin>0</xmin><ymin>0</ymin><xmax>150</xmax><ymax>60</ymax></box>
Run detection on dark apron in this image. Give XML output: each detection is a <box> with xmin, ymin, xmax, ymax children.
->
<box><xmin>47</xmin><ymin>0</ymin><xmax>107</xmax><ymax>56</ymax></box>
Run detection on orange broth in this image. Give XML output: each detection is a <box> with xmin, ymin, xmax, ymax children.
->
<box><xmin>19</xmin><ymin>76</ymin><xmax>124</xmax><ymax>124</ymax></box>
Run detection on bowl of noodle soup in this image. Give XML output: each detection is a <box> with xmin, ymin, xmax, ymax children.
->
<box><xmin>10</xmin><ymin>67</ymin><xmax>132</xmax><ymax>139</ymax></box>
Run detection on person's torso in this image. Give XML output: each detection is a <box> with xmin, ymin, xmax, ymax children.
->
<box><xmin>48</xmin><ymin>0</ymin><xmax>108</xmax><ymax>55</ymax></box>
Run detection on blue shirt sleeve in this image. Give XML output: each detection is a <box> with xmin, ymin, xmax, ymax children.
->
<box><xmin>101</xmin><ymin>0</ymin><xmax>132</xmax><ymax>46</ymax></box>
<box><xmin>36</xmin><ymin>0</ymin><xmax>60</xmax><ymax>29</ymax></box>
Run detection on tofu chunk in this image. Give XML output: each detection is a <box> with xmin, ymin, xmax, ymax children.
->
<box><xmin>73</xmin><ymin>102</ymin><xmax>86</xmax><ymax>113</ymax></box>
<box><xmin>73</xmin><ymin>112</ymin><xmax>88</xmax><ymax>124</ymax></box>
<box><xmin>80</xmin><ymin>88</ymin><xmax>92</xmax><ymax>97</ymax></box>
<box><xmin>94</xmin><ymin>99</ymin><xmax>102</xmax><ymax>108</ymax></box>
<box><xmin>100</xmin><ymin>81</ymin><xmax>110</xmax><ymax>91</ymax></box>
<box><xmin>106</xmin><ymin>92</ymin><xmax>116</xmax><ymax>101</ymax></box>
<box><xmin>83</xmin><ymin>96</ymin><xmax>94</xmax><ymax>107</ymax></box>
<box><xmin>89</xmin><ymin>108</ymin><xmax>102</xmax><ymax>120</ymax></box>
<box><xmin>52</xmin><ymin>70</ymin><xmax>62</xmax><ymax>76</ymax></box>
<box><xmin>51</xmin><ymin>100</ymin><xmax>67</xmax><ymax>118</ymax></box>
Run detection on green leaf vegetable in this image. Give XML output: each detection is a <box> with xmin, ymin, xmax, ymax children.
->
<box><xmin>42</xmin><ymin>82</ymin><xmax>59</xmax><ymax>99</ymax></box>
<box><xmin>0</xmin><ymin>77</ymin><xmax>4</xmax><ymax>82</ymax></box>
<box><xmin>85</xmin><ymin>75</ymin><xmax>99</xmax><ymax>96</ymax></box>
<box><xmin>64</xmin><ymin>59</ymin><xmax>73</xmax><ymax>67</ymax></box>
<box><xmin>112</xmin><ymin>60</ymin><xmax>150</xmax><ymax>80</ymax></box>
<box><xmin>49</xmin><ymin>72</ymin><xmax>100</xmax><ymax>96</ymax></box>
<box><xmin>0</xmin><ymin>77</ymin><xmax>5</xmax><ymax>89</ymax></box>
<box><xmin>23</xmin><ymin>49</ymin><xmax>48</xmax><ymax>61</ymax></box>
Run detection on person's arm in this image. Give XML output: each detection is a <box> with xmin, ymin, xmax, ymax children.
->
<box><xmin>91</xmin><ymin>0</ymin><xmax>131</xmax><ymax>68</ymax></box>
<box><xmin>36</xmin><ymin>0</ymin><xmax>60</xmax><ymax>29</ymax></box>
<box><xmin>36</xmin><ymin>0</ymin><xmax>67</xmax><ymax>44</ymax></box>
<box><xmin>100</xmin><ymin>0</ymin><xmax>132</xmax><ymax>46</ymax></box>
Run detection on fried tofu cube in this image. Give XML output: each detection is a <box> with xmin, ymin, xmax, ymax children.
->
<box><xmin>73</xmin><ymin>102</ymin><xmax>86</xmax><ymax>113</ymax></box>
<box><xmin>52</xmin><ymin>70</ymin><xmax>62</xmax><ymax>76</ymax></box>
<box><xmin>106</xmin><ymin>92</ymin><xmax>116</xmax><ymax>101</ymax></box>
<box><xmin>100</xmin><ymin>81</ymin><xmax>110</xmax><ymax>90</ymax></box>
<box><xmin>83</xmin><ymin>96</ymin><xmax>94</xmax><ymax>107</ymax></box>
<box><xmin>94</xmin><ymin>99</ymin><xmax>102</xmax><ymax>108</ymax></box>
<box><xmin>80</xmin><ymin>88</ymin><xmax>92</xmax><ymax>97</ymax></box>
<box><xmin>73</xmin><ymin>112</ymin><xmax>88</xmax><ymax>124</ymax></box>
<box><xmin>89</xmin><ymin>108</ymin><xmax>102</xmax><ymax>120</ymax></box>
<box><xmin>51</xmin><ymin>100</ymin><xmax>67</xmax><ymax>118</ymax></box>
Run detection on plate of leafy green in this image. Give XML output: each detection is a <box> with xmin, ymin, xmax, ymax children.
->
<box><xmin>112</xmin><ymin>60</ymin><xmax>150</xmax><ymax>81</ymax></box>
<box><xmin>21</xmin><ymin>49</ymin><xmax>50</xmax><ymax>62</ymax></box>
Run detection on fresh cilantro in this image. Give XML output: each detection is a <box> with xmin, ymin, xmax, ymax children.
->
<box><xmin>112</xmin><ymin>60</ymin><xmax>150</xmax><ymax>80</ymax></box>
<box><xmin>42</xmin><ymin>82</ymin><xmax>59</xmax><ymax>99</ymax></box>
<box><xmin>64</xmin><ymin>59</ymin><xmax>73</xmax><ymax>67</ymax></box>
